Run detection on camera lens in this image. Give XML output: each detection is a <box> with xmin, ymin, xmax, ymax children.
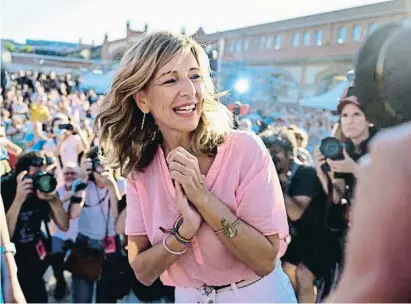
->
<box><xmin>320</xmin><ymin>137</ymin><xmax>344</xmax><ymax>160</ymax></box>
<box><xmin>33</xmin><ymin>171</ymin><xmax>57</xmax><ymax>193</ymax></box>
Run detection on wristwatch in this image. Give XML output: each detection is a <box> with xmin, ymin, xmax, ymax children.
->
<box><xmin>1</xmin><ymin>243</ymin><xmax>16</xmax><ymax>256</ymax></box>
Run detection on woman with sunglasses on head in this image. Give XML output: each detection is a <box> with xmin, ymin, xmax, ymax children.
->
<box><xmin>95</xmin><ymin>31</ymin><xmax>296</xmax><ymax>303</ymax></box>
<box><xmin>327</xmin><ymin>23</ymin><xmax>411</xmax><ymax>303</ymax></box>
<box><xmin>0</xmin><ymin>151</ymin><xmax>69</xmax><ymax>303</ymax></box>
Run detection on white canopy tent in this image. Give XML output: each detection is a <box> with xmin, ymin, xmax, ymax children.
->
<box><xmin>300</xmin><ymin>81</ymin><xmax>349</xmax><ymax>110</ymax></box>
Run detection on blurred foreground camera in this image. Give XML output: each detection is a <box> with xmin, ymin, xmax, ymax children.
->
<box><xmin>24</xmin><ymin>170</ymin><xmax>57</xmax><ymax>193</ymax></box>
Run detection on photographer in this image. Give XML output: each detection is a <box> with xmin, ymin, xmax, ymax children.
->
<box><xmin>0</xmin><ymin>151</ymin><xmax>69</xmax><ymax>303</ymax></box>
<box><xmin>68</xmin><ymin>147</ymin><xmax>125</xmax><ymax>303</ymax></box>
<box><xmin>315</xmin><ymin>87</ymin><xmax>378</xmax><ymax>206</ymax></box>
<box><xmin>260</xmin><ymin>128</ymin><xmax>342</xmax><ymax>303</ymax></box>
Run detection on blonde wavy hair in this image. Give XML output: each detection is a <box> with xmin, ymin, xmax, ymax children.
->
<box><xmin>95</xmin><ymin>31</ymin><xmax>232</xmax><ymax>176</ymax></box>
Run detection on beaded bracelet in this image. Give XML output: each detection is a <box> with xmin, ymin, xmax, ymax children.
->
<box><xmin>162</xmin><ymin>234</ymin><xmax>187</xmax><ymax>255</ymax></box>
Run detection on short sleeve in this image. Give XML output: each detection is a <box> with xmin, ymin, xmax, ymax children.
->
<box><xmin>235</xmin><ymin>135</ymin><xmax>288</xmax><ymax>240</ymax></box>
<box><xmin>125</xmin><ymin>179</ymin><xmax>147</xmax><ymax>236</ymax></box>
<box><xmin>288</xmin><ymin>166</ymin><xmax>318</xmax><ymax>198</ymax></box>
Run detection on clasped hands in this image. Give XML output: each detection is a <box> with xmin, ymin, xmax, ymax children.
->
<box><xmin>166</xmin><ymin>147</ymin><xmax>208</xmax><ymax>240</ymax></box>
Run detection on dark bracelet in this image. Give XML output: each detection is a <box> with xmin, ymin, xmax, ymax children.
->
<box><xmin>70</xmin><ymin>196</ymin><xmax>83</xmax><ymax>204</ymax></box>
<box><xmin>159</xmin><ymin>215</ymin><xmax>192</xmax><ymax>244</ymax></box>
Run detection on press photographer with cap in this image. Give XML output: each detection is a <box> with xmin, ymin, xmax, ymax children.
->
<box><xmin>328</xmin><ymin>23</ymin><xmax>411</xmax><ymax>303</ymax></box>
<box><xmin>314</xmin><ymin>86</ymin><xmax>378</xmax><ymax>206</ymax></box>
<box><xmin>0</xmin><ymin>151</ymin><xmax>69</xmax><ymax>303</ymax></box>
<box><xmin>260</xmin><ymin>128</ymin><xmax>342</xmax><ymax>303</ymax></box>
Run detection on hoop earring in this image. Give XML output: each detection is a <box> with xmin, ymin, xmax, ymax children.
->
<box><xmin>141</xmin><ymin>112</ymin><xmax>146</xmax><ymax>130</ymax></box>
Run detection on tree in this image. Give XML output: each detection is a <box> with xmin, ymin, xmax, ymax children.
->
<box><xmin>18</xmin><ymin>45</ymin><xmax>32</xmax><ymax>53</ymax></box>
<box><xmin>4</xmin><ymin>42</ymin><xmax>15</xmax><ymax>52</ymax></box>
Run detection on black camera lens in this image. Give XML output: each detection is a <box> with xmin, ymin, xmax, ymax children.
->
<box><xmin>319</xmin><ymin>137</ymin><xmax>345</xmax><ymax>161</ymax></box>
<box><xmin>27</xmin><ymin>171</ymin><xmax>57</xmax><ymax>193</ymax></box>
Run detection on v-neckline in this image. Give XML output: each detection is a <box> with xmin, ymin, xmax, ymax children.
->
<box><xmin>157</xmin><ymin>136</ymin><xmax>230</xmax><ymax>199</ymax></box>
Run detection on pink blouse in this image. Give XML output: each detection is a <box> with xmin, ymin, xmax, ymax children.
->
<box><xmin>125</xmin><ymin>130</ymin><xmax>289</xmax><ymax>287</ymax></box>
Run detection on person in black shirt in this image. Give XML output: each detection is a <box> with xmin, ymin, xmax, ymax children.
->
<box><xmin>315</xmin><ymin>87</ymin><xmax>378</xmax><ymax>207</ymax></box>
<box><xmin>1</xmin><ymin>151</ymin><xmax>69</xmax><ymax>303</ymax></box>
<box><xmin>260</xmin><ymin>128</ymin><xmax>342</xmax><ymax>303</ymax></box>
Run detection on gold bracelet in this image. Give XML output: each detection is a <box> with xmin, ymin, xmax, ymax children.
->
<box><xmin>215</xmin><ymin>218</ymin><xmax>240</xmax><ymax>238</ymax></box>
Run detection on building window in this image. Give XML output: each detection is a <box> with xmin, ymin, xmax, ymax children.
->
<box><xmin>292</xmin><ymin>33</ymin><xmax>300</xmax><ymax>47</ymax></box>
<box><xmin>236</xmin><ymin>40</ymin><xmax>242</xmax><ymax>52</ymax></box>
<box><xmin>337</xmin><ymin>26</ymin><xmax>347</xmax><ymax>44</ymax></box>
<box><xmin>303</xmin><ymin>31</ymin><xmax>311</xmax><ymax>46</ymax></box>
<box><xmin>352</xmin><ymin>25</ymin><xmax>362</xmax><ymax>41</ymax></box>
<box><xmin>266</xmin><ymin>37</ymin><xmax>272</xmax><ymax>49</ymax></box>
<box><xmin>402</xmin><ymin>17</ymin><xmax>411</xmax><ymax>26</ymax></box>
<box><xmin>258</xmin><ymin>36</ymin><xmax>266</xmax><ymax>49</ymax></box>
<box><xmin>274</xmin><ymin>35</ymin><xmax>281</xmax><ymax>49</ymax></box>
<box><xmin>314</xmin><ymin>30</ymin><xmax>323</xmax><ymax>46</ymax></box>
<box><xmin>243</xmin><ymin>39</ymin><xmax>249</xmax><ymax>51</ymax></box>
<box><xmin>368</xmin><ymin>23</ymin><xmax>377</xmax><ymax>35</ymax></box>
<box><xmin>228</xmin><ymin>42</ymin><xmax>234</xmax><ymax>52</ymax></box>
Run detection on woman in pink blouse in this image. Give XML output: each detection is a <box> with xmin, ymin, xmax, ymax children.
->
<box><xmin>95</xmin><ymin>31</ymin><xmax>296</xmax><ymax>303</ymax></box>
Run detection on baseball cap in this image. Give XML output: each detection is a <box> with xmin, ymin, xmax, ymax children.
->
<box><xmin>337</xmin><ymin>86</ymin><xmax>363</xmax><ymax>114</ymax></box>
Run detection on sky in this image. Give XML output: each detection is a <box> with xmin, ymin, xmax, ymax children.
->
<box><xmin>1</xmin><ymin>0</ymin><xmax>389</xmax><ymax>45</ymax></box>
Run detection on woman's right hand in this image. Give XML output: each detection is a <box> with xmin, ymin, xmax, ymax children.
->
<box><xmin>174</xmin><ymin>181</ymin><xmax>202</xmax><ymax>240</ymax></box>
<box><xmin>80</xmin><ymin>158</ymin><xmax>92</xmax><ymax>182</ymax></box>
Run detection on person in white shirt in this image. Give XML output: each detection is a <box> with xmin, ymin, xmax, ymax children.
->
<box><xmin>50</xmin><ymin>162</ymin><xmax>80</xmax><ymax>300</ymax></box>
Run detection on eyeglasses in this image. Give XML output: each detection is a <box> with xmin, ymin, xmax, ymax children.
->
<box><xmin>64</xmin><ymin>171</ymin><xmax>78</xmax><ymax>176</ymax></box>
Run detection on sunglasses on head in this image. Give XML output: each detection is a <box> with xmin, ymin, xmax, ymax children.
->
<box><xmin>30</xmin><ymin>157</ymin><xmax>55</xmax><ymax>167</ymax></box>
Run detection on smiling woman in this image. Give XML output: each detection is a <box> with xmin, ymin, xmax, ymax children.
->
<box><xmin>95</xmin><ymin>31</ymin><xmax>232</xmax><ymax>176</ymax></box>
<box><xmin>95</xmin><ymin>31</ymin><xmax>296</xmax><ymax>303</ymax></box>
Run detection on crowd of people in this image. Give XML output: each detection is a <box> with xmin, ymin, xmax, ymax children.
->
<box><xmin>1</xmin><ymin>21</ymin><xmax>410</xmax><ymax>304</ymax></box>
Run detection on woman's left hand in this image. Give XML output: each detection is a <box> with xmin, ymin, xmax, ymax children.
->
<box><xmin>327</xmin><ymin>149</ymin><xmax>359</xmax><ymax>175</ymax></box>
<box><xmin>167</xmin><ymin>147</ymin><xmax>207</xmax><ymax>205</ymax></box>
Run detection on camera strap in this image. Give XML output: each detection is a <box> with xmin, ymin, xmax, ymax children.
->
<box><xmin>284</xmin><ymin>162</ymin><xmax>300</xmax><ymax>194</ymax></box>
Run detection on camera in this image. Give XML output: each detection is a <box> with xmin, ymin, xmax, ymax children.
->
<box><xmin>58</xmin><ymin>123</ymin><xmax>74</xmax><ymax>131</ymax></box>
<box><xmin>319</xmin><ymin>137</ymin><xmax>345</xmax><ymax>160</ymax></box>
<box><xmin>92</xmin><ymin>157</ymin><xmax>101</xmax><ymax>172</ymax></box>
<box><xmin>319</xmin><ymin>137</ymin><xmax>345</xmax><ymax>172</ymax></box>
<box><xmin>91</xmin><ymin>156</ymin><xmax>106</xmax><ymax>174</ymax></box>
<box><xmin>23</xmin><ymin>170</ymin><xmax>57</xmax><ymax>193</ymax></box>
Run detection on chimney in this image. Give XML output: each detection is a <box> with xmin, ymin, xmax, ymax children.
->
<box><xmin>78</xmin><ymin>38</ymin><xmax>82</xmax><ymax>46</ymax></box>
<box><xmin>104</xmin><ymin>33</ymin><xmax>108</xmax><ymax>42</ymax></box>
<box><xmin>144</xmin><ymin>23</ymin><xmax>148</xmax><ymax>32</ymax></box>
